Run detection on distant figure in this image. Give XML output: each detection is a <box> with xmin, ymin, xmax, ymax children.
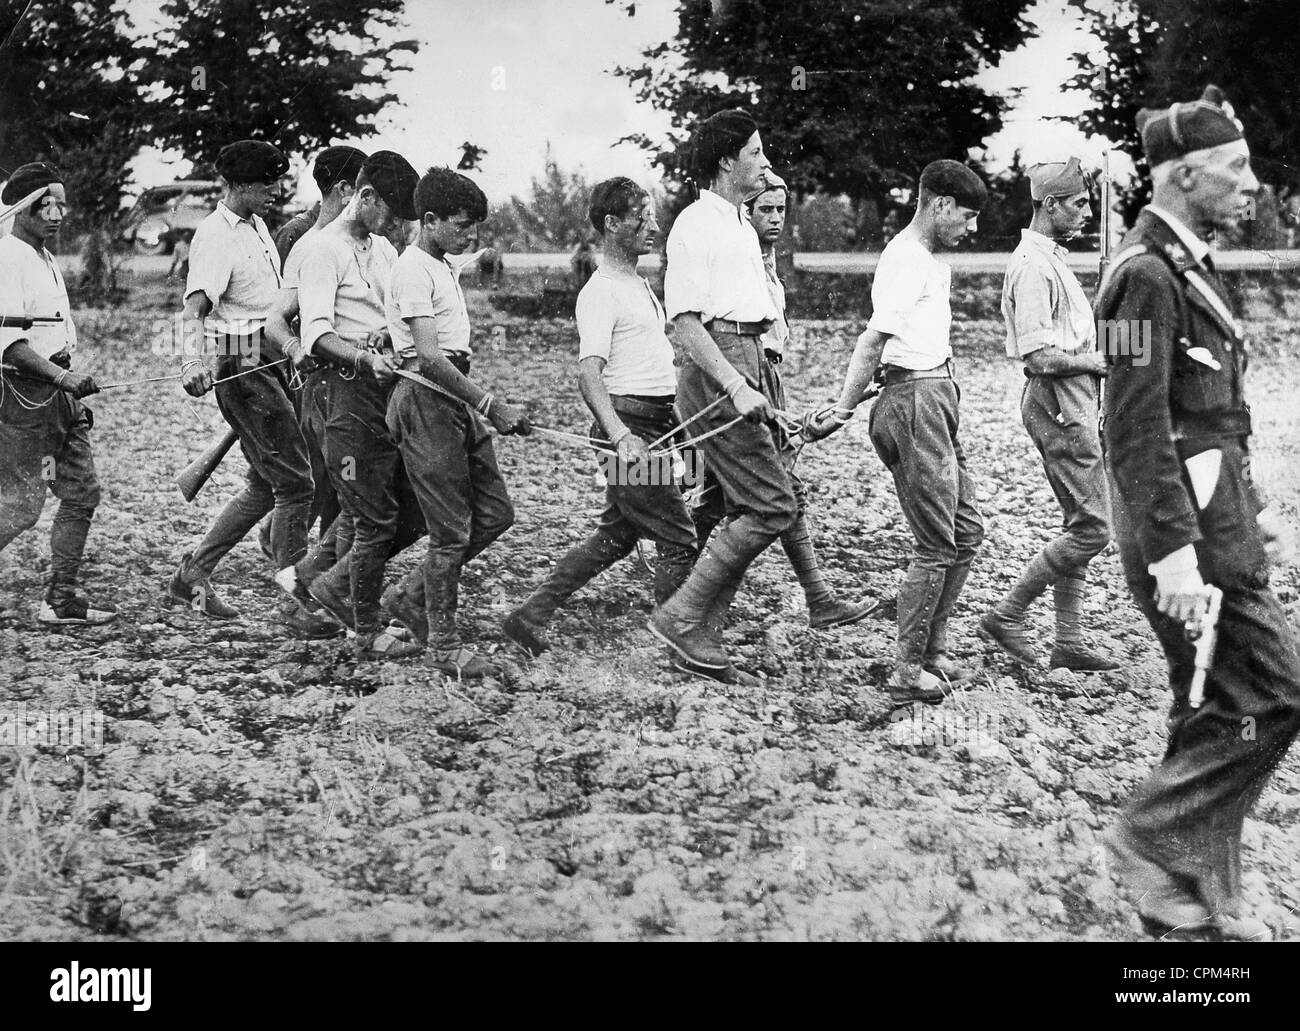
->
<box><xmin>571</xmin><ymin>235</ymin><xmax>597</xmax><ymax>288</ymax></box>
<box><xmin>477</xmin><ymin>239</ymin><xmax>504</xmax><ymax>288</ymax></box>
<box><xmin>167</xmin><ymin>229</ymin><xmax>193</xmax><ymax>282</ymax></box>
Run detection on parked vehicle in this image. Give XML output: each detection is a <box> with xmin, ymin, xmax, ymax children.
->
<box><xmin>121</xmin><ymin>180</ymin><xmax>223</xmax><ymax>255</ymax></box>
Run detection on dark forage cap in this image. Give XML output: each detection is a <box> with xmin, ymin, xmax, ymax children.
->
<box><xmin>361</xmin><ymin>151</ymin><xmax>419</xmax><ymax>220</ymax></box>
<box><xmin>313</xmin><ymin>145</ymin><xmax>367</xmax><ymax>190</ymax></box>
<box><xmin>1</xmin><ymin>161</ymin><xmax>63</xmax><ymax>204</ymax></box>
<box><xmin>1137</xmin><ymin>85</ymin><xmax>1245</xmax><ymax>165</ymax></box>
<box><xmin>216</xmin><ymin>140</ymin><xmax>290</xmax><ymax>183</ymax></box>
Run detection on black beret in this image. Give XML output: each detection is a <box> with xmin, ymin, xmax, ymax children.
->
<box><xmin>1137</xmin><ymin>85</ymin><xmax>1244</xmax><ymax>165</ymax></box>
<box><xmin>2</xmin><ymin>161</ymin><xmax>63</xmax><ymax>205</ymax></box>
<box><xmin>216</xmin><ymin>139</ymin><xmax>290</xmax><ymax>183</ymax></box>
<box><xmin>919</xmin><ymin>159</ymin><xmax>988</xmax><ymax>211</ymax></box>
<box><xmin>313</xmin><ymin>145</ymin><xmax>367</xmax><ymax>192</ymax></box>
<box><xmin>361</xmin><ymin>150</ymin><xmax>418</xmax><ymax>221</ymax></box>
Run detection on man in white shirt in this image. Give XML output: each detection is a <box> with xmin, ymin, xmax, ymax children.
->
<box><xmin>165</xmin><ymin>139</ymin><xmax>337</xmax><ymax>638</ymax></box>
<box><xmin>261</xmin><ymin>145</ymin><xmax>367</xmax><ymax>568</ymax></box>
<box><xmin>808</xmin><ymin>160</ymin><xmax>987</xmax><ymax>706</ymax></box>
<box><xmin>983</xmin><ymin>158</ymin><xmax>1117</xmax><ymax>672</ymax></box>
<box><xmin>650</xmin><ymin>108</ymin><xmax>796</xmax><ymax>680</ymax></box>
<box><xmin>385</xmin><ymin>166</ymin><xmax>530</xmax><ymax>677</ymax></box>
<box><xmin>1097</xmin><ymin>85</ymin><xmax>1299</xmax><ymax>941</ymax></box>
<box><xmin>504</xmin><ymin>177</ymin><xmax>698</xmax><ymax>660</ymax></box>
<box><xmin>0</xmin><ymin>162</ymin><xmax>115</xmax><ymax>624</ymax></box>
<box><xmin>278</xmin><ymin>151</ymin><xmax>425</xmax><ymax>660</ymax></box>
<box><xmin>692</xmin><ymin>172</ymin><xmax>877</xmax><ymax>631</ymax></box>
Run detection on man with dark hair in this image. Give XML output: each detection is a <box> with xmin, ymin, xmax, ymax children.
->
<box><xmin>807</xmin><ymin>159</ymin><xmax>987</xmax><ymax>706</ymax></box>
<box><xmin>650</xmin><ymin>108</ymin><xmax>794</xmax><ymax>681</ymax></box>
<box><xmin>384</xmin><ymin>166</ymin><xmax>529</xmax><ymax>677</ymax></box>
<box><xmin>505</xmin><ymin>177</ymin><xmax>698</xmax><ymax>658</ymax></box>
<box><xmin>1098</xmin><ymin>86</ymin><xmax>1299</xmax><ymax>940</ymax></box>
<box><xmin>983</xmin><ymin>157</ymin><xmax>1117</xmax><ymax>672</ymax></box>
<box><xmin>167</xmin><ymin>139</ymin><xmax>335</xmax><ymax>637</ymax></box>
<box><xmin>279</xmin><ymin>150</ymin><xmax>425</xmax><ymax>659</ymax></box>
<box><xmin>273</xmin><ymin>146</ymin><xmax>367</xmax><ymax>265</ymax></box>
<box><xmin>263</xmin><ymin>145</ymin><xmax>368</xmax><ymax>582</ymax></box>
<box><xmin>692</xmin><ymin>171</ymin><xmax>877</xmax><ymax>630</ymax></box>
<box><xmin>0</xmin><ymin>162</ymin><xmax>115</xmax><ymax>624</ymax></box>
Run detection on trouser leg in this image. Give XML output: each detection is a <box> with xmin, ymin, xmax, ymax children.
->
<box><xmin>45</xmin><ymin>394</ymin><xmax>102</xmax><ymax>605</ymax></box>
<box><xmin>870</xmin><ymin>380</ymin><xmax>982</xmax><ymax>675</ymax></box>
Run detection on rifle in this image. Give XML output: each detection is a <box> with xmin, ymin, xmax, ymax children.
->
<box><xmin>1098</xmin><ymin>150</ymin><xmax>1112</xmax><ymax>279</ymax></box>
<box><xmin>1186</xmin><ymin>585</ymin><xmax>1224</xmax><ymax>709</ymax></box>
<box><xmin>176</xmin><ymin>427</ymin><xmax>238</xmax><ymax>502</ymax></box>
<box><xmin>0</xmin><ymin>314</ymin><xmax>63</xmax><ymax>329</ymax></box>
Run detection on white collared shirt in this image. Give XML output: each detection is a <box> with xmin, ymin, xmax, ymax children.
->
<box><xmin>576</xmin><ymin>266</ymin><xmax>677</xmax><ymax>396</ymax></box>
<box><xmin>385</xmin><ymin>245</ymin><xmax>471</xmax><ymax>361</ymax></box>
<box><xmin>868</xmin><ymin>230</ymin><xmax>952</xmax><ymax>370</ymax></box>
<box><xmin>1001</xmin><ymin>228</ymin><xmax>1096</xmax><ymax>358</ymax></box>
<box><xmin>185</xmin><ymin>201</ymin><xmax>282</xmax><ymax>338</ymax></box>
<box><xmin>297</xmin><ymin>221</ymin><xmax>397</xmax><ymax>352</ymax></box>
<box><xmin>0</xmin><ymin>234</ymin><xmax>77</xmax><ymax>361</ymax></box>
<box><xmin>1145</xmin><ymin>205</ymin><xmax>1212</xmax><ymax>265</ymax></box>
<box><xmin>664</xmin><ymin>189</ymin><xmax>777</xmax><ymax>323</ymax></box>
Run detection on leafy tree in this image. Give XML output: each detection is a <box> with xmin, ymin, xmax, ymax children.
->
<box><xmin>612</xmin><ymin>0</ymin><xmax>1037</xmax><ymax>245</ymax></box>
<box><xmin>0</xmin><ymin>0</ymin><xmax>144</xmax><ymax>229</ymax></box>
<box><xmin>136</xmin><ymin>0</ymin><xmax>419</xmax><ymax>174</ymax></box>
<box><xmin>484</xmin><ymin>147</ymin><xmax>593</xmax><ymax>251</ymax></box>
<box><xmin>1067</xmin><ymin>0</ymin><xmax>1300</xmax><ymax>229</ymax></box>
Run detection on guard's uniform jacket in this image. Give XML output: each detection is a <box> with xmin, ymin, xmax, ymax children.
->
<box><xmin>1099</xmin><ymin>208</ymin><xmax>1266</xmax><ymax>591</ymax></box>
<box><xmin>1097</xmin><ymin>206</ymin><xmax>1300</xmax><ymax>915</ymax></box>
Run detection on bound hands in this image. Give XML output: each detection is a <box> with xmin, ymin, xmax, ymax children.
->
<box><xmin>56</xmin><ymin>369</ymin><xmax>100</xmax><ymax>399</ymax></box>
<box><xmin>488</xmin><ymin>398</ymin><xmax>532</xmax><ymax>436</ymax></box>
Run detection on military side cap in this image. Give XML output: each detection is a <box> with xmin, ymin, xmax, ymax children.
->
<box><xmin>1137</xmin><ymin>85</ymin><xmax>1244</xmax><ymax>165</ymax></box>
<box><xmin>361</xmin><ymin>151</ymin><xmax>419</xmax><ymax>220</ymax></box>
<box><xmin>1028</xmin><ymin>157</ymin><xmax>1091</xmax><ymax>201</ymax></box>
<box><xmin>1</xmin><ymin>161</ymin><xmax>63</xmax><ymax>204</ymax></box>
<box><xmin>216</xmin><ymin>140</ymin><xmax>290</xmax><ymax>183</ymax></box>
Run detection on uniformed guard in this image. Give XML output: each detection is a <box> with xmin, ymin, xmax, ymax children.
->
<box><xmin>1098</xmin><ymin>85</ymin><xmax>1300</xmax><ymax>940</ymax></box>
<box><xmin>982</xmin><ymin>157</ymin><xmax>1118</xmax><ymax>671</ymax></box>
<box><xmin>807</xmin><ymin>161</ymin><xmax>988</xmax><ymax>706</ymax></box>
<box><xmin>0</xmin><ymin>162</ymin><xmax>116</xmax><ymax>625</ymax></box>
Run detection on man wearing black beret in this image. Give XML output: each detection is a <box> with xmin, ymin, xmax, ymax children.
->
<box><xmin>0</xmin><ymin>163</ymin><xmax>116</xmax><ymax>624</ymax></box>
<box><xmin>167</xmin><ymin>139</ymin><xmax>336</xmax><ymax>638</ymax></box>
<box><xmin>1098</xmin><ymin>85</ymin><xmax>1300</xmax><ymax>940</ymax></box>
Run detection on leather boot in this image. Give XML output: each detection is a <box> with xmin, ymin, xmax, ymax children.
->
<box><xmin>425</xmin><ymin>550</ymin><xmax>495</xmax><ymax>677</ymax></box>
<box><xmin>895</xmin><ymin>564</ymin><xmax>945</xmax><ymax>680</ymax></box>
<box><xmin>923</xmin><ymin>560</ymin><xmax>978</xmax><ymax>683</ymax></box>
<box><xmin>504</xmin><ymin>531</ymin><xmax>634</xmax><ymax>656</ymax></box>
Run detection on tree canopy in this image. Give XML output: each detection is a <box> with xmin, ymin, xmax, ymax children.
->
<box><xmin>613</xmin><ymin>0</ymin><xmax>1038</xmax><ymax>242</ymax></box>
<box><xmin>1068</xmin><ymin>0</ymin><xmax>1300</xmax><ymax>225</ymax></box>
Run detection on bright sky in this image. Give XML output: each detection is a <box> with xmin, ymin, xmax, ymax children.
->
<box><xmin>132</xmin><ymin>0</ymin><xmax>1125</xmax><ymax>205</ymax></box>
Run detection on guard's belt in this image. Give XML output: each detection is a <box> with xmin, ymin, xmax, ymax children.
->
<box><xmin>1172</xmin><ymin>408</ymin><xmax>1252</xmax><ymax>440</ymax></box>
<box><xmin>705</xmin><ymin>318</ymin><xmax>772</xmax><ymax>337</ymax></box>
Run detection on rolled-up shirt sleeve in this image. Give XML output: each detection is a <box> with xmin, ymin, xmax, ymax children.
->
<box><xmin>1005</xmin><ymin>257</ymin><xmax>1056</xmax><ymax>356</ymax></box>
<box><xmin>664</xmin><ymin>220</ymin><xmax>709</xmax><ymax>320</ymax></box>
<box><xmin>866</xmin><ymin>243</ymin><xmax>927</xmax><ymax>337</ymax></box>
<box><xmin>183</xmin><ymin>221</ymin><xmax>233</xmax><ymax>311</ymax></box>
<box><xmin>297</xmin><ymin>242</ymin><xmax>346</xmax><ymax>353</ymax></box>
